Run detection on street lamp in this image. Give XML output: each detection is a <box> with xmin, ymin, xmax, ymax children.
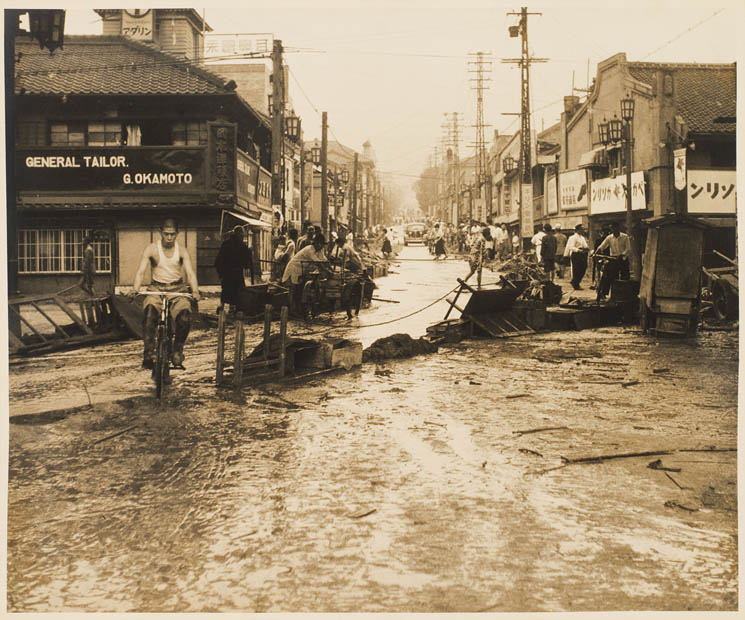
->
<box><xmin>311</xmin><ymin>146</ymin><xmax>321</xmax><ymax>165</ymax></box>
<box><xmin>599</xmin><ymin>96</ymin><xmax>639</xmax><ymax>278</ymax></box>
<box><xmin>341</xmin><ymin>167</ymin><xmax>350</xmax><ymax>184</ymax></box>
<box><xmin>598</xmin><ymin>120</ymin><xmax>610</xmax><ymax>147</ymax></box>
<box><xmin>285</xmin><ymin>114</ymin><xmax>300</xmax><ymax>139</ymax></box>
<box><xmin>503</xmin><ymin>155</ymin><xmax>515</xmax><ymax>173</ymax></box>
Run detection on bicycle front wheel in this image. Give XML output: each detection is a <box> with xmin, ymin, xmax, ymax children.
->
<box><xmin>154</xmin><ymin>323</ymin><xmax>169</xmax><ymax>399</ymax></box>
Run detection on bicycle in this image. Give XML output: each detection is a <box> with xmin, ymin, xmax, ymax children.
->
<box><xmin>593</xmin><ymin>255</ymin><xmax>625</xmax><ymax>303</ymax></box>
<box><xmin>143</xmin><ymin>290</ymin><xmax>194</xmax><ymax>399</ymax></box>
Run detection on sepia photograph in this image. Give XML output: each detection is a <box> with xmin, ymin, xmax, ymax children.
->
<box><xmin>3</xmin><ymin>0</ymin><xmax>740</xmax><ymax>613</ymax></box>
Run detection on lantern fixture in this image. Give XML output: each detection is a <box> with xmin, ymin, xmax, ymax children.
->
<box><xmin>285</xmin><ymin>115</ymin><xmax>300</xmax><ymax>139</ymax></box>
<box><xmin>355</xmin><ymin>182</ymin><xmax>362</xmax><ymax>192</ymax></box>
<box><xmin>621</xmin><ymin>96</ymin><xmax>635</xmax><ymax>122</ymax></box>
<box><xmin>341</xmin><ymin>168</ymin><xmax>350</xmax><ymax>184</ymax></box>
<box><xmin>311</xmin><ymin>146</ymin><xmax>321</xmax><ymax>165</ymax></box>
<box><xmin>609</xmin><ymin>116</ymin><xmax>623</xmax><ymax>143</ymax></box>
<box><xmin>267</xmin><ymin>94</ymin><xmax>273</xmax><ymax>113</ymax></box>
<box><xmin>503</xmin><ymin>155</ymin><xmax>515</xmax><ymax>173</ymax></box>
<box><xmin>598</xmin><ymin>120</ymin><xmax>610</xmax><ymax>146</ymax></box>
<box><xmin>28</xmin><ymin>9</ymin><xmax>65</xmax><ymax>53</ymax></box>
<box><xmin>509</xmin><ymin>25</ymin><xmax>520</xmax><ymax>38</ymax></box>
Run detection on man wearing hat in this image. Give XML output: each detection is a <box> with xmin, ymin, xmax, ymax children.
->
<box><xmin>564</xmin><ymin>224</ymin><xmax>590</xmax><ymax>290</ymax></box>
<box><xmin>215</xmin><ymin>225</ymin><xmax>254</xmax><ymax>313</ymax></box>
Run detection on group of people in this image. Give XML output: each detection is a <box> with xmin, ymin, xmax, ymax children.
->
<box><xmin>424</xmin><ymin>220</ymin><xmax>521</xmax><ymax>260</ymax></box>
<box><xmin>108</xmin><ymin>212</ymin><xmax>630</xmax><ymax>377</ymax></box>
<box><xmin>529</xmin><ymin>221</ymin><xmax>630</xmax><ymax>296</ymax></box>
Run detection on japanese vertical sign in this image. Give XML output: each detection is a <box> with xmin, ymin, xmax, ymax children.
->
<box><xmin>590</xmin><ymin>171</ymin><xmax>647</xmax><ymax>214</ymax></box>
<box><xmin>687</xmin><ymin>170</ymin><xmax>736</xmax><ymax>214</ymax></box>
<box><xmin>546</xmin><ymin>176</ymin><xmax>558</xmax><ymax>215</ymax></box>
<box><xmin>208</xmin><ymin>122</ymin><xmax>236</xmax><ymax>200</ymax></box>
<box><xmin>674</xmin><ymin>148</ymin><xmax>687</xmax><ymax>190</ymax></box>
<box><xmin>520</xmin><ymin>184</ymin><xmax>533</xmax><ymax>238</ymax></box>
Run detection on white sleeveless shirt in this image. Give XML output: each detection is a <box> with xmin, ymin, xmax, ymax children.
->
<box><xmin>152</xmin><ymin>240</ymin><xmax>182</xmax><ymax>284</ymax></box>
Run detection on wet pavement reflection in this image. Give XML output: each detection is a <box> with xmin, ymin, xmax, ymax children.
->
<box><xmin>7</xmin><ymin>246</ymin><xmax>738</xmax><ymax>612</ymax></box>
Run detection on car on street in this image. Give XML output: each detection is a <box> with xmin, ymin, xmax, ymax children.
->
<box><xmin>404</xmin><ymin>222</ymin><xmax>426</xmax><ymax>246</ymax></box>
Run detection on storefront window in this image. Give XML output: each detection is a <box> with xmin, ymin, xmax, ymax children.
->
<box><xmin>18</xmin><ymin>229</ymin><xmax>111</xmax><ymax>274</ymax></box>
<box><xmin>50</xmin><ymin>122</ymin><xmax>86</xmax><ymax>146</ymax></box>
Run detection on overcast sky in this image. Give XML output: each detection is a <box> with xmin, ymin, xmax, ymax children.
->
<box><xmin>60</xmin><ymin>0</ymin><xmax>741</xmax><ymax>204</ymax></box>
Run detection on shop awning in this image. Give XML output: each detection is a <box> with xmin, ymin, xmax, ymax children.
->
<box><xmin>536</xmin><ymin>154</ymin><xmax>557</xmax><ymax>165</ymax></box>
<box><xmin>578</xmin><ymin>146</ymin><xmax>607</xmax><ymax>168</ymax></box>
<box><xmin>220</xmin><ymin>209</ymin><xmax>272</xmax><ymax>237</ymax></box>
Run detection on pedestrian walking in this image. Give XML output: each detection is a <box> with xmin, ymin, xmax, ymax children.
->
<box><xmin>564</xmin><ymin>224</ymin><xmax>589</xmax><ymax>290</ymax></box>
<box><xmin>512</xmin><ymin>231</ymin><xmax>520</xmax><ymax>254</ymax></box>
<box><xmin>381</xmin><ymin>228</ymin><xmax>393</xmax><ymax>259</ymax></box>
<box><xmin>554</xmin><ymin>229</ymin><xmax>568</xmax><ymax>278</ymax></box>
<box><xmin>215</xmin><ymin>225</ymin><xmax>254</xmax><ymax>313</ymax></box>
<box><xmin>465</xmin><ymin>226</ymin><xmax>492</xmax><ymax>288</ymax></box>
<box><xmin>79</xmin><ymin>234</ymin><xmax>96</xmax><ymax>295</ymax></box>
<box><xmin>541</xmin><ymin>224</ymin><xmax>557</xmax><ymax>282</ymax></box>
<box><xmin>434</xmin><ymin>223</ymin><xmax>448</xmax><ymax>260</ymax></box>
<box><xmin>531</xmin><ymin>224</ymin><xmax>545</xmax><ymax>264</ymax></box>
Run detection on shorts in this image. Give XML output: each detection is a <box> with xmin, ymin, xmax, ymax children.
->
<box><xmin>543</xmin><ymin>257</ymin><xmax>555</xmax><ymax>272</ymax></box>
<box><xmin>143</xmin><ymin>282</ymin><xmax>192</xmax><ymax>317</ymax></box>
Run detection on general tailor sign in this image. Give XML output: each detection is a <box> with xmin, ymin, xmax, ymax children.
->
<box><xmin>17</xmin><ymin>148</ymin><xmax>205</xmax><ymax>192</ymax></box>
<box><xmin>687</xmin><ymin>169</ymin><xmax>736</xmax><ymax>214</ymax></box>
<box><xmin>590</xmin><ymin>171</ymin><xmax>646</xmax><ymax>215</ymax></box>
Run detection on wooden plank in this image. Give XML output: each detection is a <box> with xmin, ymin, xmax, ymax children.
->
<box><xmin>216</xmin><ymin>305</ymin><xmax>225</xmax><ymax>385</ymax></box>
<box><xmin>278</xmin><ymin>306</ymin><xmax>288</xmax><ymax>378</ymax></box>
<box><xmin>233</xmin><ymin>312</ymin><xmax>244</xmax><ymax>387</ymax></box>
<box><xmin>8</xmin><ymin>330</ymin><xmax>24</xmax><ymax>349</ymax></box>
<box><xmin>713</xmin><ymin>250</ymin><xmax>737</xmax><ymax>267</ymax></box>
<box><xmin>54</xmin><ymin>297</ymin><xmax>94</xmax><ymax>334</ymax></box>
<box><xmin>444</xmin><ymin>284</ymin><xmax>465</xmax><ymax>320</ymax></box>
<box><xmin>29</xmin><ymin>301</ymin><xmax>71</xmax><ymax>339</ymax></box>
<box><xmin>8</xmin><ymin>304</ymin><xmax>48</xmax><ymax>343</ymax></box>
<box><xmin>262</xmin><ymin>304</ymin><xmax>272</xmax><ymax>361</ymax></box>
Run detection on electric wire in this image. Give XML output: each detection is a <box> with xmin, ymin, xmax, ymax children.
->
<box><xmin>639</xmin><ymin>8</ymin><xmax>726</xmax><ymax>61</ymax></box>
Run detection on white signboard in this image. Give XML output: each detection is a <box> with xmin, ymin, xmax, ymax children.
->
<box><xmin>121</xmin><ymin>9</ymin><xmax>154</xmax><ymax>41</ymax></box>
<box><xmin>687</xmin><ymin>169</ymin><xmax>736</xmax><ymax>214</ymax></box>
<box><xmin>546</xmin><ymin>176</ymin><xmax>558</xmax><ymax>215</ymax></box>
<box><xmin>520</xmin><ymin>183</ymin><xmax>533</xmax><ymax>238</ymax></box>
<box><xmin>673</xmin><ymin>148</ymin><xmax>687</xmax><ymax>191</ymax></box>
<box><xmin>559</xmin><ymin>169</ymin><xmax>588</xmax><ymax>211</ymax></box>
<box><xmin>204</xmin><ymin>33</ymin><xmax>274</xmax><ymax>59</ymax></box>
<box><xmin>590</xmin><ymin>171</ymin><xmax>646</xmax><ymax>215</ymax></box>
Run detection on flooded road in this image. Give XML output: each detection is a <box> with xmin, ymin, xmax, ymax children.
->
<box><xmin>7</xmin><ymin>246</ymin><xmax>738</xmax><ymax>612</ymax></box>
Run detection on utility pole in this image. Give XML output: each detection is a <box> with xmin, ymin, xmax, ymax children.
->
<box><xmin>442</xmin><ymin>112</ymin><xmax>462</xmax><ymax>223</ymax></box>
<box><xmin>503</xmin><ymin>7</ymin><xmax>547</xmax><ymax>242</ymax></box>
<box><xmin>320</xmin><ymin>111</ymin><xmax>328</xmax><ymax>236</ymax></box>
<box><xmin>270</xmin><ymin>39</ymin><xmax>285</xmax><ymax>220</ymax></box>
<box><xmin>468</xmin><ymin>51</ymin><xmax>492</xmax><ymax>225</ymax></box>
<box><xmin>351</xmin><ymin>152</ymin><xmax>359</xmax><ymax>239</ymax></box>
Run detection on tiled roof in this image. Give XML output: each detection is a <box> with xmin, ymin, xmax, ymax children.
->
<box><xmin>15</xmin><ymin>35</ymin><xmax>231</xmax><ymax>96</ymax></box>
<box><xmin>628</xmin><ymin>62</ymin><xmax>736</xmax><ymax>134</ymax></box>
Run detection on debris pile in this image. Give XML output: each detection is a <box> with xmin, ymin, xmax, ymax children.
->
<box><xmin>362</xmin><ymin>333</ymin><xmax>438</xmax><ymax>362</ymax></box>
<box><xmin>493</xmin><ymin>254</ymin><xmax>545</xmax><ymax>282</ymax></box>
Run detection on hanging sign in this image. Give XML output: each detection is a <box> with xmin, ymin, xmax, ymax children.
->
<box><xmin>673</xmin><ymin>148</ymin><xmax>687</xmax><ymax>190</ymax></box>
<box><xmin>520</xmin><ymin>183</ymin><xmax>533</xmax><ymax>238</ymax></box>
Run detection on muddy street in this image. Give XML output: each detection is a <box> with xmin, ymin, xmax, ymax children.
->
<box><xmin>7</xmin><ymin>246</ymin><xmax>738</xmax><ymax>612</ymax></box>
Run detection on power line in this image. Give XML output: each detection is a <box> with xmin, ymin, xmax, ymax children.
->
<box><xmin>639</xmin><ymin>8</ymin><xmax>725</xmax><ymax>61</ymax></box>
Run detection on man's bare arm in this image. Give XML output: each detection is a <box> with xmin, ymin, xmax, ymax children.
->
<box><xmin>132</xmin><ymin>244</ymin><xmax>154</xmax><ymax>293</ymax></box>
<box><xmin>181</xmin><ymin>250</ymin><xmax>200</xmax><ymax>301</ymax></box>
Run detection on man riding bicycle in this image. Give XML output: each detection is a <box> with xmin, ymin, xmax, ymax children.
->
<box><xmin>133</xmin><ymin>218</ymin><xmax>200</xmax><ymax>370</ymax></box>
<box><xmin>591</xmin><ymin>221</ymin><xmax>630</xmax><ymax>300</ymax></box>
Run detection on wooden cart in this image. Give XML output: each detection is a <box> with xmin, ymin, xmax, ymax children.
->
<box><xmin>639</xmin><ymin>214</ymin><xmax>710</xmax><ymax>336</ymax></box>
<box><xmin>298</xmin><ymin>259</ymin><xmax>369</xmax><ymax>321</ymax></box>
